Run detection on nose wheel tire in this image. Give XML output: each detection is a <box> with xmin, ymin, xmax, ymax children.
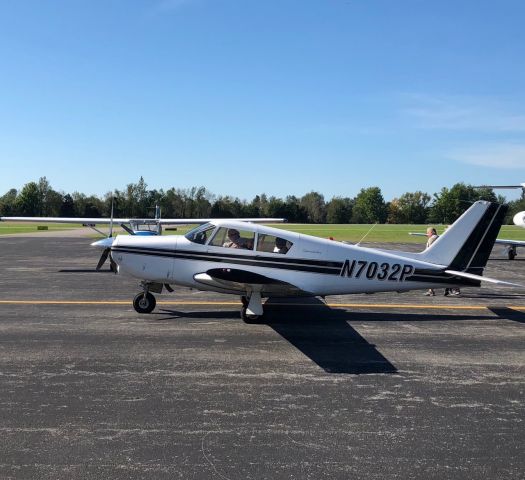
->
<box><xmin>133</xmin><ymin>292</ymin><xmax>156</xmax><ymax>314</ymax></box>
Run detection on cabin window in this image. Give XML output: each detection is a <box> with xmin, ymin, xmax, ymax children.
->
<box><xmin>256</xmin><ymin>234</ymin><xmax>293</xmax><ymax>254</ymax></box>
<box><xmin>209</xmin><ymin>227</ymin><xmax>255</xmax><ymax>250</ymax></box>
<box><xmin>185</xmin><ymin>223</ymin><xmax>216</xmax><ymax>244</ymax></box>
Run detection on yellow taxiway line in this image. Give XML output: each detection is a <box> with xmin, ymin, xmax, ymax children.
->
<box><xmin>0</xmin><ymin>300</ymin><xmax>524</xmax><ymax>310</ymax></box>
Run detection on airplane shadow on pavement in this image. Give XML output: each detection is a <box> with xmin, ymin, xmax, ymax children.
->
<box><xmin>262</xmin><ymin>298</ymin><xmax>398</xmax><ymax>375</ymax></box>
<box><xmin>157</xmin><ymin>300</ymin><xmax>397</xmax><ymax>375</ymax></box>
<box><xmin>487</xmin><ymin>306</ymin><xmax>525</xmax><ymax>324</ymax></box>
<box><xmin>157</xmin><ymin>298</ymin><xmax>507</xmax><ymax>375</ymax></box>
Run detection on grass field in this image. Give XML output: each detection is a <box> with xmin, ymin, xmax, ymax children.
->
<box><xmin>0</xmin><ymin>222</ymin><xmax>85</xmax><ymax>235</ymax></box>
<box><xmin>1</xmin><ymin>221</ymin><xmax>524</xmax><ymax>243</ymax></box>
<box><xmin>272</xmin><ymin>224</ymin><xmax>525</xmax><ymax>243</ymax></box>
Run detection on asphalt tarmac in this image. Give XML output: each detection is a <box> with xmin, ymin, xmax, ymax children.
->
<box><xmin>0</xmin><ymin>236</ymin><xmax>523</xmax><ymax>479</ymax></box>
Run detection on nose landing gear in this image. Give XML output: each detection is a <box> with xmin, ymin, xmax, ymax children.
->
<box><xmin>133</xmin><ymin>291</ymin><xmax>156</xmax><ymax>314</ymax></box>
<box><xmin>133</xmin><ymin>281</ymin><xmax>163</xmax><ymax>313</ymax></box>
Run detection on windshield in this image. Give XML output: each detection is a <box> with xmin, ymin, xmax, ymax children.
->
<box><xmin>185</xmin><ymin>223</ymin><xmax>216</xmax><ymax>244</ymax></box>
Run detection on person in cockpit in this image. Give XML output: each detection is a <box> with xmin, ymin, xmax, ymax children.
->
<box><xmin>223</xmin><ymin>229</ymin><xmax>247</xmax><ymax>249</ymax></box>
<box><xmin>273</xmin><ymin>237</ymin><xmax>289</xmax><ymax>254</ymax></box>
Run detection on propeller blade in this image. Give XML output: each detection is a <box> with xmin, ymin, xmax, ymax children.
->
<box><xmin>109</xmin><ymin>255</ymin><xmax>118</xmax><ymax>273</ymax></box>
<box><xmin>96</xmin><ymin>248</ymin><xmax>110</xmax><ymax>270</ymax></box>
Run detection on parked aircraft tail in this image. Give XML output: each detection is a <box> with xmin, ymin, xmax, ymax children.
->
<box><xmin>419</xmin><ymin>201</ymin><xmax>508</xmax><ymax>275</ymax></box>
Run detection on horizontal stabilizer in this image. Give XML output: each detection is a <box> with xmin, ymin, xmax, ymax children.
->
<box><xmin>445</xmin><ymin>270</ymin><xmax>524</xmax><ymax>288</ymax></box>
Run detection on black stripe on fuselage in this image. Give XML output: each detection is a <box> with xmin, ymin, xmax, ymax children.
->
<box><xmin>112</xmin><ymin>245</ymin><xmax>476</xmax><ymax>285</ymax></box>
<box><xmin>112</xmin><ymin>246</ymin><xmax>343</xmax><ymax>275</ymax></box>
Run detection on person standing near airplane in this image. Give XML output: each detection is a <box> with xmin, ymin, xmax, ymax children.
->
<box><xmin>424</xmin><ymin>227</ymin><xmax>438</xmax><ymax>296</ymax></box>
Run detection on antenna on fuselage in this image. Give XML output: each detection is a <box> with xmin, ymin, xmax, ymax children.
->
<box><xmin>356</xmin><ymin>223</ymin><xmax>378</xmax><ymax>246</ymax></box>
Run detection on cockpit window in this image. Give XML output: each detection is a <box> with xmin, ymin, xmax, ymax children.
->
<box><xmin>257</xmin><ymin>234</ymin><xmax>293</xmax><ymax>254</ymax></box>
<box><xmin>185</xmin><ymin>223</ymin><xmax>216</xmax><ymax>244</ymax></box>
<box><xmin>209</xmin><ymin>227</ymin><xmax>255</xmax><ymax>250</ymax></box>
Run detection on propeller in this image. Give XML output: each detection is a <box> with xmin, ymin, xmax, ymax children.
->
<box><xmin>92</xmin><ymin>197</ymin><xmax>117</xmax><ymax>272</ymax></box>
<box><xmin>91</xmin><ymin>237</ymin><xmax>117</xmax><ymax>272</ymax></box>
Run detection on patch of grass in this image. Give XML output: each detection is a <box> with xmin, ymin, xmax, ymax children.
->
<box><xmin>272</xmin><ymin>224</ymin><xmax>439</xmax><ymax>243</ymax></box>
<box><xmin>272</xmin><ymin>223</ymin><xmax>525</xmax><ymax>243</ymax></box>
<box><xmin>2</xmin><ymin>221</ymin><xmax>524</xmax><ymax>244</ymax></box>
<box><xmin>177</xmin><ymin>223</ymin><xmax>525</xmax><ymax>244</ymax></box>
<box><xmin>0</xmin><ymin>222</ymin><xmax>85</xmax><ymax>235</ymax></box>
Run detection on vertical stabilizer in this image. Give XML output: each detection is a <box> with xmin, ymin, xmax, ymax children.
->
<box><xmin>419</xmin><ymin>201</ymin><xmax>507</xmax><ymax>274</ymax></box>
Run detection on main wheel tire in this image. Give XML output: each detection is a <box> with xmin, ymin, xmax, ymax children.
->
<box><xmin>241</xmin><ymin>306</ymin><xmax>261</xmax><ymax>324</ymax></box>
<box><xmin>508</xmin><ymin>250</ymin><xmax>516</xmax><ymax>260</ymax></box>
<box><xmin>133</xmin><ymin>292</ymin><xmax>156</xmax><ymax>314</ymax></box>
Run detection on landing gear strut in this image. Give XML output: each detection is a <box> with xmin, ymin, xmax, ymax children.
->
<box><xmin>240</xmin><ymin>292</ymin><xmax>263</xmax><ymax>323</ymax></box>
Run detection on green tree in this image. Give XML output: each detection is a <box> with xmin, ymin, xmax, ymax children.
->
<box><xmin>267</xmin><ymin>196</ymin><xmax>288</xmax><ymax>218</ymax></box>
<box><xmin>16</xmin><ymin>182</ymin><xmax>41</xmax><ymax>215</ymax></box>
<box><xmin>429</xmin><ymin>183</ymin><xmax>497</xmax><ymax>224</ymax></box>
<box><xmin>60</xmin><ymin>194</ymin><xmax>76</xmax><ymax>216</ymax></box>
<box><xmin>326</xmin><ymin>197</ymin><xmax>353</xmax><ymax>223</ymax></box>
<box><xmin>0</xmin><ymin>188</ymin><xmax>18</xmax><ymax>215</ymax></box>
<box><xmin>388</xmin><ymin>191</ymin><xmax>431</xmax><ymax>224</ymax></box>
<box><xmin>283</xmin><ymin>195</ymin><xmax>306</xmax><ymax>222</ymax></box>
<box><xmin>300</xmin><ymin>191</ymin><xmax>326</xmax><ymax>223</ymax></box>
<box><xmin>506</xmin><ymin>196</ymin><xmax>525</xmax><ymax>224</ymax></box>
<box><xmin>352</xmin><ymin>187</ymin><xmax>387</xmax><ymax>223</ymax></box>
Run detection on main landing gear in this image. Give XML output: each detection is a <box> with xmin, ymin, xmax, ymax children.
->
<box><xmin>240</xmin><ymin>292</ymin><xmax>264</xmax><ymax>323</ymax></box>
<box><xmin>508</xmin><ymin>246</ymin><xmax>517</xmax><ymax>260</ymax></box>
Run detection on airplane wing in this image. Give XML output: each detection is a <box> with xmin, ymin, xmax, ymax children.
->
<box><xmin>157</xmin><ymin>218</ymin><xmax>286</xmax><ymax>225</ymax></box>
<box><xmin>193</xmin><ymin>268</ymin><xmax>311</xmax><ymax>297</ymax></box>
<box><xmin>410</xmin><ymin>232</ymin><xmax>525</xmax><ymax>253</ymax></box>
<box><xmin>0</xmin><ymin>216</ymin><xmax>132</xmax><ymax>224</ymax></box>
<box><xmin>0</xmin><ymin>216</ymin><xmax>285</xmax><ymax>225</ymax></box>
<box><xmin>495</xmin><ymin>238</ymin><xmax>525</xmax><ymax>247</ymax></box>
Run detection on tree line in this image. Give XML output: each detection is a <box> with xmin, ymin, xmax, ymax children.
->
<box><xmin>1</xmin><ymin>177</ymin><xmax>523</xmax><ymax>224</ymax></box>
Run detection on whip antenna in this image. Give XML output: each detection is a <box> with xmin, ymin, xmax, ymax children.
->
<box><xmin>356</xmin><ymin>223</ymin><xmax>378</xmax><ymax>246</ymax></box>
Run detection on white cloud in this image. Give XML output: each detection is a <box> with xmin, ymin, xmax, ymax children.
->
<box><xmin>402</xmin><ymin>94</ymin><xmax>525</xmax><ymax>132</ymax></box>
<box><xmin>448</xmin><ymin>144</ymin><xmax>525</xmax><ymax>169</ymax></box>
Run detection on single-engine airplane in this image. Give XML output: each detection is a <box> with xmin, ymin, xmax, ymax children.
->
<box><xmin>92</xmin><ymin>200</ymin><xmax>520</xmax><ymax>322</ymax></box>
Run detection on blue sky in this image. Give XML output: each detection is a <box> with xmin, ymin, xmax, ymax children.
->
<box><xmin>1</xmin><ymin>0</ymin><xmax>524</xmax><ymax>201</ymax></box>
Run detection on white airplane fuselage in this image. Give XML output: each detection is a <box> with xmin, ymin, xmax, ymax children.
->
<box><xmin>97</xmin><ymin>201</ymin><xmax>512</xmax><ymax>318</ymax></box>
<box><xmin>110</xmin><ymin>227</ymin><xmax>451</xmax><ymax>297</ymax></box>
